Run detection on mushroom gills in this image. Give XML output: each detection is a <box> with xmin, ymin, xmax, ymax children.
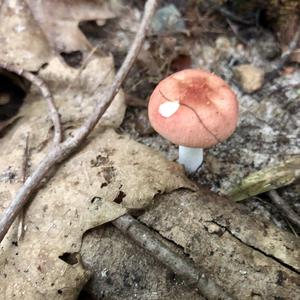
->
<box><xmin>178</xmin><ymin>146</ymin><xmax>203</xmax><ymax>173</ymax></box>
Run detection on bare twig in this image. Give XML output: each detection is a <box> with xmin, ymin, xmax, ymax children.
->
<box><xmin>0</xmin><ymin>0</ymin><xmax>158</xmax><ymax>243</ymax></box>
<box><xmin>0</xmin><ymin>63</ymin><xmax>62</xmax><ymax>145</ymax></box>
<box><xmin>21</xmin><ymin>134</ymin><xmax>30</xmax><ymax>183</ymax></box>
<box><xmin>265</xmin><ymin>25</ymin><xmax>300</xmax><ymax>83</ymax></box>
<box><xmin>113</xmin><ymin>214</ymin><xmax>234</xmax><ymax>300</ymax></box>
<box><xmin>17</xmin><ymin>133</ymin><xmax>30</xmax><ymax>240</ymax></box>
<box><xmin>268</xmin><ymin>190</ymin><xmax>300</xmax><ymax>228</ymax></box>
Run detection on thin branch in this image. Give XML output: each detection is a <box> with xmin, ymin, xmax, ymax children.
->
<box><xmin>0</xmin><ymin>0</ymin><xmax>158</xmax><ymax>243</ymax></box>
<box><xmin>72</xmin><ymin>0</ymin><xmax>158</xmax><ymax>143</ymax></box>
<box><xmin>17</xmin><ymin>133</ymin><xmax>30</xmax><ymax>241</ymax></box>
<box><xmin>21</xmin><ymin>133</ymin><xmax>30</xmax><ymax>183</ymax></box>
<box><xmin>113</xmin><ymin>214</ymin><xmax>234</xmax><ymax>300</ymax></box>
<box><xmin>268</xmin><ymin>190</ymin><xmax>300</xmax><ymax>228</ymax></box>
<box><xmin>265</xmin><ymin>25</ymin><xmax>300</xmax><ymax>83</ymax></box>
<box><xmin>0</xmin><ymin>62</ymin><xmax>63</xmax><ymax>145</ymax></box>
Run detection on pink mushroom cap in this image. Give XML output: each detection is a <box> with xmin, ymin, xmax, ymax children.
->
<box><xmin>148</xmin><ymin>69</ymin><xmax>239</xmax><ymax>148</ymax></box>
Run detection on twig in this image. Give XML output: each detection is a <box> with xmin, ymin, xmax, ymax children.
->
<box><xmin>17</xmin><ymin>133</ymin><xmax>30</xmax><ymax>240</ymax></box>
<box><xmin>268</xmin><ymin>190</ymin><xmax>300</xmax><ymax>228</ymax></box>
<box><xmin>21</xmin><ymin>134</ymin><xmax>30</xmax><ymax>185</ymax></box>
<box><xmin>0</xmin><ymin>0</ymin><xmax>158</xmax><ymax>243</ymax></box>
<box><xmin>113</xmin><ymin>214</ymin><xmax>235</xmax><ymax>300</ymax></box>
<box><xmin>286</xmin><ymin>218</ymin><xmax>298</xmax><ymax>238</ymax></box>
<box><xmin>0</xmin><ymin>62</ymin><xmax>62</xmax><ymax>145</ymax></box>
<box><xmin>265</xmin><ymin>25</ymin><xmax>300</xmax><ymax>83</ymax></box>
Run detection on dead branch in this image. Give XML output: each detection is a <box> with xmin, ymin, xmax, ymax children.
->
<box><xmin>17</xmin><ymin>133</ymin><xmax>30</xmax><ymax>240</ymax></box>
<box><xmin>21</xmin><ymin>133</ymin><xmax>30</xmax><ymax>183</ymax></box>
<box><xmin>0</xmin><ymin>62</ymin><xmax>62</xmax><ymax>145</ymax></box>
<box><xmin>268</xmin><ymin>190</ymin><xmax>300</xmax><ymax>228</ymax></box>
<box><xmin>265</xmin><ymin>25</ymin><xmax>300</xmax><ymax>83</ymax></box>
<box><xmin>112</xmin><ymin>213</ymin><xmax>235</xmax><ymax>300</ymax></box>
<box><xmin>0</xmin><ymin>0</ymin><xmax>159</xmax><ymax>243</ymax></box>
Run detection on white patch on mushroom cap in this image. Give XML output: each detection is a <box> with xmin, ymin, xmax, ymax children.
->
<box><xmin>158</xmin><ymin>100</ymin><xmax>180</xmax><ymax>118</ymax></box>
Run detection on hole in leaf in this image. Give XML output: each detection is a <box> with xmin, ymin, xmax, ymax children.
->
<box><xmin>113</xmin><ymin>191</ymin><xmax>126</xmax><ymax>204</ymax></box>
<box><xmin>91</xmin><ymin>196</ymin><xmax>101</xmax><ymax>204</ymax></box>
<box><xmin>60</xmin><ymin>51</ymin><xmax>83</xmax><ymax>68</ymax></box>
<box><xmin>101</xmin><ymin>182</ymin><xmax>108</xmax><ymax>188</ymax></box>
<box><xmin>58</xmin><ymin>252</ymin><xmax>78</xmax><ymax>265</ymax></box>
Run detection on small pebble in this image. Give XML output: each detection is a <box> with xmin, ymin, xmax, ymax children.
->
<box><xmin>151</xmin><ymin>4</ymin><xmax>185</xmax><ymax>33</ymax></box>
<box><xmin>233</xmin><ymin>64</ymin><xmax>265</xmax><ymax>93</ymax></box>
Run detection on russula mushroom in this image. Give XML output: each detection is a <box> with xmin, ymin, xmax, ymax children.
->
<box><xmin>148</xmin><ymin>69</ymin><xmax>239</xmax><ymax>173</ymax></box>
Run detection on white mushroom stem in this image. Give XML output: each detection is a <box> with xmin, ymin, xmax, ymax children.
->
<box><xmin>178</xmin><ymin>146</ymin><xmax>203</xmax><ymax>173</ymax></box>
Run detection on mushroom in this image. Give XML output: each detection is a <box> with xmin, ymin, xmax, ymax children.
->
<box><xmin>148</xmin><ymin>69</ymin><xmax>239</xmax><ymax>173</ymax></box>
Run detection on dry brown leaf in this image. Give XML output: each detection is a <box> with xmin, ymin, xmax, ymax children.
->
<box><xmin>0</xmin><ymin>0</ymin><xmax>119</xmax><ymax>69</ymax></box>
<box><xmin>0</xmin><ymin>0</ymin><xmax>51</xmax><ymax>69</ymax></box>
<box><xmin>38</xmin><ymin>55</ymin><xmax>127</xmax><ymax>131</ymax></box>
<box><xmin>0</xmin><ymin>0</ymin><xmax>126</xmax><ymax>132</ymax></box>
<box><xmin>0</xmin><ymin>126</ymin><xmax>194</xmax><ymax>299</ymax></box>
<box><xmin>25</xmin><ymin>0</ymin><xmax>117</xmax><ymax>53</ymax></box>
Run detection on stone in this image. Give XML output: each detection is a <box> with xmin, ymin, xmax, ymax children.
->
<box><xmin>234</xmin><ymin>64</ymin><xmax>265</xmax><ymax>93</ymax></box>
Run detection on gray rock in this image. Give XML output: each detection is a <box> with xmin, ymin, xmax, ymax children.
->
<box><xmin>151</xmin><ymin>4</ymin><xmax>185</xmax><ymax>33</ymax></box>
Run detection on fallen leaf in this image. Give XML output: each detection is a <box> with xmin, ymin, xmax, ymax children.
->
<box><xmin>38</xmin><ymin>55</ymin><xmax>126</xmax><ymax>131</ymax></box>
<box><xmin>0</xmin><ymin>126</ymin><xmax>194</xmax><ymax>298</ymax></box>
<box><xmin>25</xmin><ymin>0</ymin><xmax>117</xmax><ymax>53</ymax></box>
<box><xmin>0</xmin><ymin>0</ymin><xmax>51</xmax><ymax>69</ymax></box>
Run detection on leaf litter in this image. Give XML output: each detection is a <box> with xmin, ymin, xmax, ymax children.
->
<box><xmin>0</xmin><ymin>0</ymin><xmax>195</xmax><ymax>298</ymax></box>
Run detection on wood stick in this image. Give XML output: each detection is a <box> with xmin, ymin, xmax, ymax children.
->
<box><xmin>113</xmin><ymin>214</ymin><xmax>235</xmax><ymax>300</ymax></box>
<box><xmin>268</xmin><ymin>190</ymin><xmax>300</xmax><ymax>228</ymax></box>
<box><xmin>265</xmin><ymin>25</ymin><xmax>300</xmax><ymax>83</ymax></box>
<box><xmin>17</xmin><ymin>133</ymin><xmax>30</xmax><ymax>240</ymax></box>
